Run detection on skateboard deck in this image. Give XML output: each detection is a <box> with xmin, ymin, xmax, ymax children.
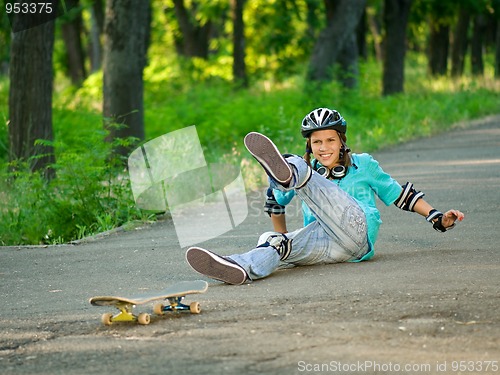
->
<box><xmin>89</xmin><ymin>280</ymin><xmax>208</xmax><ymax>325</ymax></box>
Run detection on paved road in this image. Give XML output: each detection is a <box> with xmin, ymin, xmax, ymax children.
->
<box><xmin>1</xmin><ymin>116</ymin><xmax>499</xmax><ymax>374</ymax></box>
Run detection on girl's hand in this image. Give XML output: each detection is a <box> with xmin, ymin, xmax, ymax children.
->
<box><xmin>442</xmin><ymin>209</ymin><xmax>464</xmax><ymax>228</ymax></box>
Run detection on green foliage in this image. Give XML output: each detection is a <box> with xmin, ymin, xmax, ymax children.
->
<box><xmin>0</xmin><ymin>128</ymin><xmax>149</xmax><ymax>245</ymax></box>
<box><xmin>0</xmin><ymin>8</ymin><xmax>10</xmax><ymax>66</ymax></box>
<box><xmin>244</xmin><ymin>0</ymin><xmax>317</xmax><ymax>81</ymax></box>
<box><xmin>142</xmin><ymin>53</ymin><xmax>500</xmax><ymax>161</ymax></box>
<box><xmin>0</xmin><ymin>77</ymin><xmax>8</xmax><ymax>160</ymax></box>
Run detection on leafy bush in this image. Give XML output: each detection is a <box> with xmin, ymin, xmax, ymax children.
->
<box><xmin>0</xmin><ymin>129</ymin><xmax>149</xmax><ymax>245</ymax></box>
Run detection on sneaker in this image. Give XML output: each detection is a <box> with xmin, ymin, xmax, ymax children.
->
<box><xmin>186</xmin><ymin>247</ymin><xmax>248</xmax><ymax>285</ymax></box>
<box><xmin>244</xmin><ymin>132</ymin><xmax>292</xmax><ymax>185</ymax></box>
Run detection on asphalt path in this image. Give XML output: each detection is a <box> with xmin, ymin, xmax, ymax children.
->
<box><xmin>1</xmin><ymin>116</ymin><xmax>499</xmax><ymax>374</ymax></box>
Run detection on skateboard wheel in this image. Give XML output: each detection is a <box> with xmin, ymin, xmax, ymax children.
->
<box><xmin>153</xmin><ymin>303</ymin><xmax>165</xmax><ymax>316</ymax></box>
<box><xmin>190</xmin><ymin>301</ymin><xmax>201</xmax><ymax>314</ymax></box>
<box><xmin>137</xmin><ymin>312</ymin><xmax>151</xmax><ymax>325</ymax></box>
<box><xmin>102</xmin><ymin>313</ymin><xmax>113</xmax><ymax>326</ymax></box>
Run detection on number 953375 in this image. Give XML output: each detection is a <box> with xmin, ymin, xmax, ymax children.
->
<box><xmin>5</xmin><ymin>2</ymin><xmax>53</xmax><ymax>14</ymax></box>
<box><xmin>451</xmin><ymin>361</ymin><xmax>499</xmax><ymax>372</ymax></box>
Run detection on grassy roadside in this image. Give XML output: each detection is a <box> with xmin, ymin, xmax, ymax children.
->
<box><xmin>0</xmin><ymin>55</ymin><xmax>499</xmax><ymax>245</ymax></box>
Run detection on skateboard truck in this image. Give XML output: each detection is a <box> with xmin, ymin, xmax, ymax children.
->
<box><xmin>153</xmin><ymin>296</ymin><xmax>201</xmax><ymax>315</ymax></box>
<box><xmin>101</xmin><ymin>303</ymin><xmax>151</xmax><ymax>326</ymax></box>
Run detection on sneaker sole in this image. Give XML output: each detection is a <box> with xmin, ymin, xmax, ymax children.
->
<box><xmin>244</xmin><ymin>132</ymin><xmax>292</xmax><ymax>184</ymax></box>
<box><xmin>186</xmin><ymin>247</ymin><xmax>247</xmax><ymax>285</ymax></box>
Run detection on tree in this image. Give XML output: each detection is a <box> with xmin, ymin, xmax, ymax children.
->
<box><xmin>324</xmin><ymin>0</ymin><xmax>360</xmax><ymax>89</ymax></box>
<box><xmin>356</xmin><ymin>8</ymin><xmax>368</xmax><ymax>60</ymax></box>
<box><xmin>496</xmin><ymin>19</ymin><xmax>500</xmax><ymax>78</ymax></box>
<box><xmin>424</xmin><ymin>1</ymin><xmax>458</xmax><ymax>77</ymax></box>
<box><xmin>8</xmin><ymin>17</ymin><xmax>56</xmax><ymax>178</ymax></box>
<box><xmin>170</xmin><ymin>0</ymin><xmax>212</xmax><ymax>59</ymax></box>
<box><xmin>307</xmin><ymin>0</ymin><xmax>367</xmax><ymax>82</ymax></box>
<box><xmin>60</xmin><ymin>0</ymin><xmax>87</xmax><ymax>85</ymax></box>
<box><xmin>366</xmin><ymin>4</ymin><xmax>383</xmax><ymax>62</ymax></box>
<box><xmin>304</xmin><ymin>0</ymin><xmax>321</xmax><ymax>43</ymax></box>
<box><xmin>337</xmin><ymin>32</ymin><xmax>360</xmax><ymax>89</ymax></box>
<box><xmin>451</xmin><ymin>6</ymin><xmax>470</xmax><ymax>77</ymax></box>
<box><xmin>428</xmin><ymin>15</ymin><xmax>449</xmax><ymax>76</ymax></box>
<box><xmin>88</xmin><ymin>0</ymin><xmax>105</xmax><ymax>73</ymax></box>
<box><xmin>103</xmin><ymin>0</ymin><xmax>150</xmax><ymax>156</ymax></box>
<box><xmin>471</xmin><ymin>14</ymin><xmax>487</xmax><ymax>76</ymax></box>
<box><xmin>231</xmin><ymin>0</ymin><xmax>247</xmax><ymax>88</ymax></box>
<box><xmin>495</xmin><ymin>0</ymin><xmax>500</xmax><ymax>78</ymax></box>
<box><xmin>382</xmin><ymin>0</ymin><xmax>412</xmax><ymax>96</ymax></box>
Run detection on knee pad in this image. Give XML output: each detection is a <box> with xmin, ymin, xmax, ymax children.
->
<box><xmin>256</xmin><ymin>231</ymin><xmax>292</xmax><ymax>261</ymax></box>
<box><xmin>257</xmin><ymin>231</ymin><xmax>281</xmax><ymax>247</ymax></box>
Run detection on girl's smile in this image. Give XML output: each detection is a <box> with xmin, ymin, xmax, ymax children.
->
<box><xmin>310</xmin><ymin>129</ymin><xmax>342</xmax><ymax>168</ymax></box>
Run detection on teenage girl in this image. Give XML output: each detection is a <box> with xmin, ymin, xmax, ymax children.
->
<box><xmin>186</xmin><ymin>108</ymin><xmax>464</xmax><ymax>284</ymax></box>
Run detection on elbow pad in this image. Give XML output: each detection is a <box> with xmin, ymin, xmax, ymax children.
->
<box><xmin>264</xmin><ymin>188</ymin><xmax>286</xmax><ymax>216</ymax></box>
<box><xmin>394</xmin><ymin>182</ymin><xmax>425</xmax><ymax>212</ymax></box>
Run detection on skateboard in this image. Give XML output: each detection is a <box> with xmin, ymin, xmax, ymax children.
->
<box><xmin>89</xmin><ymin>280</ymin><xmax>208</xmax><ymax>326</ymax></box>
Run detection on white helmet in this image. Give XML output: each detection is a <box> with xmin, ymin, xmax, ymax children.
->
<box><xmin>301</xmin><ymin>108</ymin><xmax>347</xmax><ymax>138</ymax></box>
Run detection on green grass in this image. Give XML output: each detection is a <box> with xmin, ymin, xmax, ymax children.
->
<box><xmin>0</xmin><ymin>53</ymin><xmax>499</xmax><ymax>245</ymax></box>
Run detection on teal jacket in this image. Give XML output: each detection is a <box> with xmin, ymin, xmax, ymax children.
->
<box><xmin>273</xmin><ymin>153</ymin><xmax>402</xmax><ymax>261</ymax></box>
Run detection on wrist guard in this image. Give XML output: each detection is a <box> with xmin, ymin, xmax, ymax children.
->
<box><xmin>394</xmin><ymin>182</ymin><xmax>425</xmax><ymax>212</ymax></box>
<box><xmin>264</xmin><ymin>188</ymin><xmax>285</xmax><ymax>217</ymax></box>
<box><xmin>426</xmin><ymin>209</ymin><xmax>455</xmax><ymax>232</ymax></box>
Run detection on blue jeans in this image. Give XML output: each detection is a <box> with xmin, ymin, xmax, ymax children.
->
<box><xmin>230</xmin><ymin>155</ymin><xmax>369</xmax><ymax>280</ymax></box>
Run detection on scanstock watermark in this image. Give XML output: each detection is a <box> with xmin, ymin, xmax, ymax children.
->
<box><xmin>297</xmin><ymin>360</ymin><xmax>499</xmax><ymax>373</ymax></box>
<box><xmin>298</xmin><ymin>361</ymin><xmax>432</xmax><ymax>373</ymax></box>
<box><xmin>128</xmin><ymin>126</ymin><xmax>248</xmax><ymax>247</ymax></box>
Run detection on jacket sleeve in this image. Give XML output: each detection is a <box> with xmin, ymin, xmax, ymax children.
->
<box><xmin>272</xmin><ymin>189</ymin><xmax>296</xmax><ymax>206</ymax></box>
<box><xmin>364</xmin><ymin>154</ymin><xmax>402</xmax><ymax>206</ymax></box>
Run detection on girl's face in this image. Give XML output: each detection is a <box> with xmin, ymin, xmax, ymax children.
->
<box><xmin>310</xmin><ymin>129</ymin><xmax>343</xmax><ymax>169</ymax></box>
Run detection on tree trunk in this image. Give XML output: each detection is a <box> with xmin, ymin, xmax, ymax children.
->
<box><xmin>382</xmin><ymin>0</ymin><xmax>412</xmax><ymax>96</ymax></box>
<box><xmin>337</xmin><ymin>32</ymin><xmax>359</xmax><ymax>89</ymax></box>
<box><xmin>304</xmin><ymin>0</ymin><xmax>320</xmax><ymax>41</ymax></box>
<box><xmin>307</xmin><ymin>0</ymin><xmax>367</xmax><ymax>82</ymax></box>
<box><xmin>428</xmin><ymin>18</ymin><xmax>449</xmax><ymax>76</ymax></box>
<box><xmin>103</xmin><ymin>0</ymin><xmax>150</xmax><ymax>156</ymax></box>
<box><xmin>231</xmin><ymin>0</ymin><xmax>247</xmax><ymax>88</ymax></box>
<box><xmin>495</xmin><ymin>19</ymin><xmax>500</xmax><ymax>78</ymax></box>
<box><xmin>61</xmin><ymin>0</ymin><xmax>87</xmax><ymax>85</ymax></box>
<box><xmin>8</xmin><ymin>18</ymin><xmax>56</xmax><ymax>178</ymax></box>
<box><xmin>471</xmin><ymin>14</ymin><xmax>486</xmax><ymax>76</ymax></box>
<box><xmin>451</xmin><ymin>8</ymin><xmax>470</xmax><ymax>77</ymax></box>
<box><xmin>89</xmin><ymin>0</ymin><xmax>105</xmax><ymax>72</ymax></box>
<box><xmin>367</xmin><ymin>6</ymin><xmax>383</xmax><ymax>61</ymax></box>
<box><xmin>356</xmin><ymin>8</ymin><xmax>368</xmax><ymax>60</ymax></box>
<box><xmin>322</xmin><ymin>0</ymin><xmax>360</xmax><ymax>89</ymax></box>
<box><xmin>172</xmin><ymin>0</ymin><xmax>211</xmax><ymax>59</ymax></box>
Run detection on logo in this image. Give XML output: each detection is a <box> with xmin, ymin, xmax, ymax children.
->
<box><xmin>128</xmin><ymin>126</ymin><xmax>248</xmax><ymax>247</ymax></box>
